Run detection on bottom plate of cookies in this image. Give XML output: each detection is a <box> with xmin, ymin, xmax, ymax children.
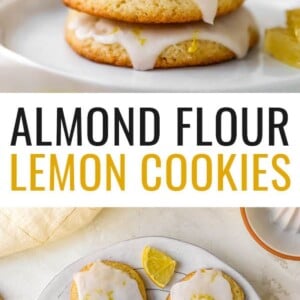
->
<box><xmin>38</xmin><ymin>237</ymin><xmax>259</xmax><ymax>300</ymax></box>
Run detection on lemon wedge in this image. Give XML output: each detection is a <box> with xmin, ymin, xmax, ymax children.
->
<box><xmin>142</xmin><ymin>246</ymin><xmax>176</xmax><ymax>288</ymax></box>
<box><xmin>265</xmin><ymin>27</ymin><xmax>300</xmax><ymax>68</ymax></box>
<box><xmin>286</xmin><ymin>9</ymin><xmax>300</xmax><ymax>41</ymax></box>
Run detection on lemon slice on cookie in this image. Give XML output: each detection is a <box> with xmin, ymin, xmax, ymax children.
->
<box><xmin>142</xmin><ymin>246</ymin><xmax>176</xmax><ymax>288</ymax></box>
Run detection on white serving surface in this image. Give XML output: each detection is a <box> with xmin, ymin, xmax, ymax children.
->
<box><xmin>0</xmin><ymin>208</ymin><xmax>299</xmax><ymax>299</ymax></box>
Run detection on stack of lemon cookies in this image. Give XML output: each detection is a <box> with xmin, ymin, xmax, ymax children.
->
<box><xmin>64</xmin><ymin>0</ymin><xmax>259</xmax><ymax>70</ymax></box>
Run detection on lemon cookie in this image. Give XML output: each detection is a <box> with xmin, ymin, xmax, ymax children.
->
<box><xmin>65</xmin><ymin>7</ymin><xmax>259</xmax><ymax>70</ymax></box>
<box><xmin>167</xmin><ymin>269</ymin><xmax>245</xmax><ymax>300</ymax></box>
<box><xmin>70</xmin><ymin>260</ymin><xmax>147</xmax><ymax>300</ymax></box>
<box><xmin>63</xmin><ymin>0</ymin><xmax>244</xmax><ymax>24</ymax></box>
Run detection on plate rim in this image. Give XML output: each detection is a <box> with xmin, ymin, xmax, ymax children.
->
<box><xmin>1</xmin><ymin>42</ymin><xmax>300</xmax><ymax>93</ymax></box>
<box><xmin>240</xmin><ymin>208</ymin><xmax>300</xmax><ymax>261</ymax></box>
<box><xmin>38</xmin><ymin>235</ymin><xmax>260</xmax><ymax>300</ymax></box>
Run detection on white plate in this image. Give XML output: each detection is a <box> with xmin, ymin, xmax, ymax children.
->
<box><xmin>38</xmin><ymin>237</ymin><xmax>259</xmax><ymax>300</ymax></box>
<box><xmin>241</xmin><ymin>208</ymin><xmax>300</xmax><ymax>261</ymax></box>
<box><xmin>0</xmin><ymin>0</ymin><xmax>300</xmax><ymax>92</ymax></box>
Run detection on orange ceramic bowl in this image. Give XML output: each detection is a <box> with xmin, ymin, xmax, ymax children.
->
<box><xmin>240</xmin><ymin>208</ymin><xmax>300</xmax><ymax>261</ymax></box>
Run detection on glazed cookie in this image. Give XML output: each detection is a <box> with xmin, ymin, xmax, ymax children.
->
<box><xmin>71</xmin><ymin>260</ymin><xmax>147</xmax><ymax>300</ymax></box>
<box><xmin>65</xmin><ymin>8</ymin><xmax>259</xmax><ymax>70</ymax></box>
<box><xmin>167</xmin><ymin>269</ymin><xmax>245</xmax><ymax>300</ymax></box>
<box><xmin>63</xmin><ymin>0</ymin><xmax>244</xmax><ymax>24</ymax></box>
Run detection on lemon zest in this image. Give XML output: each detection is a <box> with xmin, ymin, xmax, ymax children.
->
<box><xmin>188</xmin><ymin>30</ymin><xmax>200</xmax><ymax>54</ymax></box>
<box><xmin>132</xmin><ymin>27</ymin><xmax>148</xmax><ymax>46</ymax></box>
<box><xmin>191</xmin><ymin>294</ymin><xmax>215</xmax><ymax>300</ymax></box>
<box><xmin>107</xmin><ymin>290</ymin><xmax>114</xmax><ymax>300</ymax></box>
<box><xmin>111</xmin><ymin>26</ymin><xmax>120</xmax><ymax>34</ymax></box>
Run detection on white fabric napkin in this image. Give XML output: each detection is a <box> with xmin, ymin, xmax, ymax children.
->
<box><xmin>0</xmin><ymin>208</ymin><xmax>102</xmax><ymax>257</ymax></box>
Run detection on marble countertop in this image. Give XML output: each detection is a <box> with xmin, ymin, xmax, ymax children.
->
<box><xmin>0</xmin><ymin>208</ymin><xmax>298</xmax><ymax>300</ymax></box>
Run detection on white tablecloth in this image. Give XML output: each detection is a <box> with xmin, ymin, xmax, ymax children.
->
<box><xmin>0</xmin><ymin>208</ymin><xmax>298</xmax><ymax>300</ymax></box>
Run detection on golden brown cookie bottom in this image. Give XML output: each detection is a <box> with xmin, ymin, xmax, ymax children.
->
<box><xmin>63</xmin><ymin>0</ymin><xmax>244</xmax><ymax>24</ymax></box>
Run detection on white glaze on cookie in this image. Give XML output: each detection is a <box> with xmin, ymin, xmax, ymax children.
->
<box><xmin>73</xmin><ymin>261</ymin><xmax>143</xmax><ymax>300</ymax></box>
<box><xmin>193</xmin><ymin>0</ymin><xmax>218</xmax><ymax>24</ymax></box>
<box><xmin>69</xmin><ymin>7</ymin><xmax>256</xmax><ymax>70</ymax></box>
<box><xmin>170</xmin><ymin>269</ymin><xmax>233</xmax><ymax>300</ymax></box>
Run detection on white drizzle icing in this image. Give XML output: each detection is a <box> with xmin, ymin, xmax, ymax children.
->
<box><xmin>270</xmin><ymin>208</ymin><xmax>300</xmax><ymax>233</ymax></box>
<box><xmin>193</xmin><ymin>0</ymin><xmax>218</xmax><ymax>24</ymax></box>
<box><xmin>73</xmin><ymin>261</ymin><xmax>143</xmax><ymax>300</ymax></box>
<box><xmin>69</xmin><ymin>7</ymin><xmax>256</xmax><ymax>70</ymax></box>
<box><xmin>170</xmin><ymin>269</ymin><xmax>233</xmax><ymax>300</ymax></box>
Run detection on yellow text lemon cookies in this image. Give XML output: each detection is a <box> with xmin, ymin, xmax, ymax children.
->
<box><xmin>70</xmin><ymin>260</ymin><xmax>147</xmax><ymax>300</ymax></box>
<box><xmin>65</xmin><ymin>8</ymin><xmax>259</xmax><ymax>70</ymax></box>
<box><xmin>167</xmin><ymin>269</ymin><xmax>245</xmax><ymax>300</ymax></box>
<box><xmin>63</xmin><ymin>0</ymin><xmax>244</xmax><ymax>24</ymax></box>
